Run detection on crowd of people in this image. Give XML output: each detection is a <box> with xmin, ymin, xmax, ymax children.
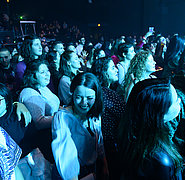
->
<box><xmin>0</xmin><ymin>24</ymin><xmax>184</xmax><ymax>180</ymax></box>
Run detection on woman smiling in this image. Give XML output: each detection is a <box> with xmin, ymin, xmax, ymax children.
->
<box><xmin>52</xmin><ymin>72</ymin><xmax>108</xmax><ymax>180</ymax></box>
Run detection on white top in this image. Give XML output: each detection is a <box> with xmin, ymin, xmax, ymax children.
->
<box><xmin>52</xmin><ymin>108</ymin><xmax>105</xmax><ymax>179</ymax></box>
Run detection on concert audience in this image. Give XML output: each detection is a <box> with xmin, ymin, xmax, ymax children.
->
<box><xmin>0</xmin><ymin>21</ymin><xmax>185</xmax><ymax>180</ymax></box>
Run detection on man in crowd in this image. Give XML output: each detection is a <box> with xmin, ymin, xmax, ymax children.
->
<box><xmin>0</xmin><ymin>47</ymin><xmax>17</xmax><ymax>100</ymax></box>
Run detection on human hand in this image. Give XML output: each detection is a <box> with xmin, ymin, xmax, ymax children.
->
<box><xmin>14</xmin><ymin>102</ymin><xmax>32</xmax><ymax>127</ymax></box>
<box><xmin>81</xmin><ymin>50</ymin><xmax>89</xmax><ymax>59</ymax></box>
<box><xmin>145</xmin><ymin>31</ymin><xmax>154</xmax><ymax>38</ymax></box>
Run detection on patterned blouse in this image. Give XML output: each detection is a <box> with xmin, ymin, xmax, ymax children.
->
<box><xmin>0</xmin><ymin>126</ymin><xmax>22</xmax><ymax>180</ymax></box>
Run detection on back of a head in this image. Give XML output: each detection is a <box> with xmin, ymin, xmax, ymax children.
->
<box><xmin>46</xmin><ymin>50</ymin><xmax>57</xmax><ymax>63</ymax></box>
<box><xmin>164</xmin><ymin>34</ymin><xmax>185</xmax><ymax>65</ymax></box>
<box><xmin>126</xmin><ymin>78</ymin><xmax>171</xmax><ymax>130</ymax></box>
<box><xmin>119</xmin><ymin>78</ymin><xmax>183</xmax><ymax>178</ymax></box>
<box><xmin>117</xmin><ymin>43</ymin><xmax>133</xmax><ymax>58</ymax></box>
<box><xmin>119</xmin><ymin>78</ymin><xmax>172</xmax><ymax>162</ymax></box>
<box><xmin>91</xmin><ymin>57</ymin><xmax>111</xmax><ymax>87</ymax></box>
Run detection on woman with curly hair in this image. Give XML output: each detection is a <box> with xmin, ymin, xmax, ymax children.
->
<box><xmin>91</xmin><ymin>57</ymin><xmax>118</xmax><ymax>88</ymax></box>
<box><xmin>122</xmin><ymin>50</ymin><xmax>156</xmax><ymax>102</ymax></box>
<box><xmin>15</xmin><ymin>34</ymin><xmax>43</xmax><ymax>91</ymax></box>
<box><xmin>91</xmin><ymin>57</ymin><xmax>125</xmax><ymax>179</ymax></box>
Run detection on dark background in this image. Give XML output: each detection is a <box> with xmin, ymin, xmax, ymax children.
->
<box><xmin>1</xmin><ymin>0</ymin><xmax>185</xmax><ymax>37</ymax></box>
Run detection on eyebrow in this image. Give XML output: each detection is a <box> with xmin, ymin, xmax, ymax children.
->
<box><xmin>76</xmin><ymin>94</ymin><xmax>95</xmax><ymax>97</ymax></box>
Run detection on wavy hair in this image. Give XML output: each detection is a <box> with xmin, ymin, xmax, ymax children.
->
<box><xmin>20</xmin><ymin>34</ymin><xmax>42</xmax><ymax>64</ymax></box>
<box><xmin>91</xmin><ymin>57</ymin><xmax>112</xmax><ymax>87</ymax></box>
<box><xmin>117</xmin><ymin>43</ymin><xmax>133</xmax><ymax>59</ymax></box>
<box><xmin>122</xmin><ymin>50</ymin><xmax>152</xmax><ymax>98</ymax></box>
<box><xmin>23</xmin><ymin>59</ymin><xmax>49</xmax><ymax>90</ymax></box>
<box><xmin>119</xmin><ymin>78</ymin><xmax>183</xmax><ymax>178</ymax></box>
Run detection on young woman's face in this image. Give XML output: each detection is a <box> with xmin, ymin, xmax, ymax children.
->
<box><xmin>106</xmin><ymin>60</ymin><xmax>118</xmax><ymax>82</ymax></box>
<box><xmin>126</xmin><ymin>46</ymin><xmax>135</xmax><ymax>60</ymax></box>
<box><xmin>145</xmin><ymin>54</ymin><xmax>156</xmax><ymax>73</ymax></box>
<box><xmin>69</xmin><ymin>52</ymin><xmax>81</xmax><ymax>69</ymax></box>
<box><xmin>73</xmin><ymin>85</ymin><xmax>96</xmax><ymax>115</ymax></box>
<box><xmin>164</xmin><ymin>84</ymin><xmax>181</xmax><ymax>123</ymax></box>
<box><xmin>54</xmin><ymin>43</ymin><xmax>65</xmax><ymax>55</ymax></box>
<box><xmin>36</xmin><ymin>64</ymin><xmax>50</xmax><ymax>88</ymax></box>
<box><xmin>0</xmin><ymin>95</ymin><xmax>6</xmax><ymax>117</ymax></box>
<box><xmin>98</xmin><ymin>50</ymin><xmax>106</xmax><ymax>58</ymax></box>
<box><xmin>32</xmin><ymin>39</ymin><xmax>42</xmax><ymax>58</ymax></box>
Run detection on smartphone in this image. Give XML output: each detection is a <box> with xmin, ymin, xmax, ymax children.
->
<box><xmin>149</xmin><ymin>27</ymin><xmax>154</xmax><ymax>32</ymax></box>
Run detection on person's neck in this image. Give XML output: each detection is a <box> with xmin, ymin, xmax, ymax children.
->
<box><xmin>120</xmin><ymin>57</ymin><xmax>130</xmax><ymax>64</ymax></box>
<box><xmin>34</xmin><ymin>55</ymin><xmax>39</xmax><ymax>59</ymax></box>
<box><xmin>73</xmin><ymin>107</ymin><xmax>87</xmax><ymax>122</ymax></box>
<box><xmin>71</xmin><ymin>67</ymin><xmax>78</xmax><ymax>75</ymax></box>
<box><xmin>36</xmin><ymin>85</ymin><xmax>46</xmax><ymax>89</ymax></box>
<box><xmin>140</xmin><ymin>71</ymin><xmax>152</xmax><ymax>81</ymax></box>
<box><xmin>124</xmin><ymin>58</ymin><xmax>131</xmax><ymax>63</ymax></box>
<box><xmin>0</xmin><ymin>109</ymin><xmax>7</xmax><ymax>118</ymax></box>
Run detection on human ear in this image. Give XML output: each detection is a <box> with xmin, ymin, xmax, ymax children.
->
<box><xmin>67</xmin><ymin>61</ymin><xmax>71</xmax><ymax>66</ymax></box>
<box><xmin>122</xmin><ymin>53</ymin><xmax>126</xmax><ymax>58</ymax></box>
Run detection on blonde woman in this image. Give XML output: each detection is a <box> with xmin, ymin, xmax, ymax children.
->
<box><xmin>122</xmin><ymin>50</ymin><xmax>156</xmax><ymax>101</ymax></box>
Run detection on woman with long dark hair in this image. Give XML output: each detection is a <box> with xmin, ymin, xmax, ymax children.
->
<box><xmin>119</xmin><ymin>78</ymin><xmax>183</xmax><ymax>179</ymax></box>
<box><xmin>91</xmin><ymin>57</ymin><xmax>125</xmax><ymax>179</ymax></box>
<box><xmin>162</xmin><ymin>34</ymin><xmax>185</xmax><ymax>77</ymax></box>
<box><xmin>58</xmin><ymin>50</ymin><xmax>81</xmax><ymax>105</ymax></box>
<box><xmin>15</xmin><ymin>34</ymin><xmax>43</xmax><ymax>91</ymax></box>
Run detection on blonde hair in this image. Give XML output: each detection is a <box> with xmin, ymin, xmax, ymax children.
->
<box><xmin>122</xmin><ymin>50</ymin><xmax>152</xmax><ymax>98</ymax></box>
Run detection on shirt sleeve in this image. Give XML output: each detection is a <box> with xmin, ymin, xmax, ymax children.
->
<box><xmin>51</xmin><ymin>110</ymin><xmax>80</xmax><ymax>179</ymax></box>
<box><xmin>20</xmin><ymin>95</ymin><xmax>53</xmax><ymax>130</ymax></box>
<box><xmin>15</xmin><ymin>62</ymin><xmax>26</xmax><ymax>91</ymax></box>
<box><xmin>93</xmin><ymin>117</ymin><xmax>105</xmax><ymax>159</ymax></box>
<box><xmin>58</xmin><ymin>76</ymin><xmax>72</xmax><ymax>105</ymax></box>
